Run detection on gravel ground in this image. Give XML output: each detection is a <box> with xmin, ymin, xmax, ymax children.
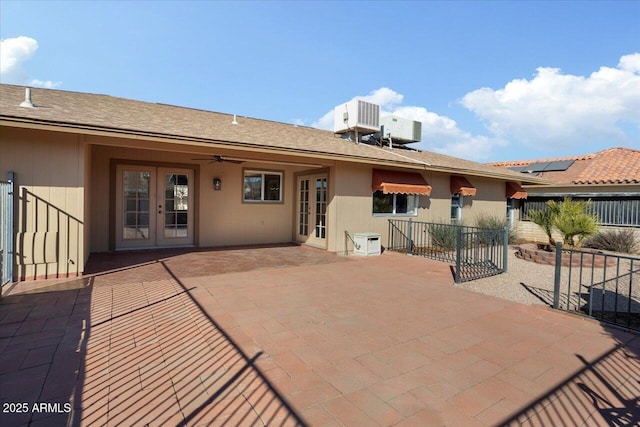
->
<box><xmin>459</xmin><ymin>247</ymin><xmax>640</xmax><ymax>315</ymax></box>
<box><xmin>458</xmin><ymin>249</ymin><xmax>558</xmax><ymax>306</ymax></box>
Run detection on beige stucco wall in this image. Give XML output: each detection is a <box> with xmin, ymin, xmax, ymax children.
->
<box><xmin>0</xmin><ymin>127</ymin><xmax>86</xmax><ymax>280</ymax></box>
<box><xmin>84</xmin><ymin>143</ymin><xmax>92</xmax><ymax>266</ymax></box>
<box><xmin>89</xmin><ymin>141</ymin><xmax>312</xmax><ymax>252</ymax></box>
<box><xmin>1</xmin><ymin>125</ymin><xmax>525</xmax><ymax>280</ymax></box>
<box><xmin>329</xmin><ymin>162</ymin><xmax>509</xmax><ymax>253</ymax></box>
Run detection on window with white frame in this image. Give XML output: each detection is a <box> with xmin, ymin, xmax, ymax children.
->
<box><xmin>372</xmin><ymin>190</ymin><xmax>417</xmax><ymax>216</ymax></box>
<box><xmin>243</xmin><ymin>170</ymin><xmax>282</xmax><ymax>202</ymax></box>
<box><xmin>451</xmin><ymin>193</ymin><xmax>463</xmax><ymax>221</ymax></box>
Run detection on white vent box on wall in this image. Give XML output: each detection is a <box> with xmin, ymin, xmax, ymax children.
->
<box><xmin>353</xmin><ymin>233</ymin><xmax>381</xmax><ymax>256</ymax></box>
<box><xmin>334</xmin><ymin>100</ymin><xmax>380</xmax><ymax>134</ymax></box>
<box><xmin>380</xmin><ymin>116</ymin><xmax>422</xmax><ymax>143</ymax></box>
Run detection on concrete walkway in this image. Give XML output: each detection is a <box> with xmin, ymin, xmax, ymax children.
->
<box><xmin>1</xmin><ymin>245</ymin><xmax>638</xmax><ymax>426</ymax></box>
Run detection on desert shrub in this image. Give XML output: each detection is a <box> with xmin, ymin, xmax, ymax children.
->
<box><xmin>474</xmin><ymin>214</ymin><xmax>516</xmax><ymax>244</ymax></box>
<box><xmin>428</xmin><ymin>223</ymin><xmax>458</xmax><ymax>251</ymax></box>
<box><xmin>583</xmin><ymin>229</ymin><xmax>639</xmax><ymax>254</ymax></box>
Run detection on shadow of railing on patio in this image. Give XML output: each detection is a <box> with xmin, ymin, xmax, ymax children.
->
<box><xmin>519</xmin><ymin>282</ymin><xmax>578</xmax><ymax>308</ymax></box>
<box><xmin>0</xmin><ymin>277</ymin><xmax>92</xmax><ymax>426</ymax></box>
<box><xmin>161</xmin><ymin>260</ymin><xmax>307</xmax><ymax>427</ymax></box>
<box><xmin>497</xmin><ymin>343</ymin><xmax>640</xmax><ymax>426</ymax></box>
<box><xmin>73</xmin><ymin>257</ymin><xmax>307</xmax><ymax>426</ymax></box>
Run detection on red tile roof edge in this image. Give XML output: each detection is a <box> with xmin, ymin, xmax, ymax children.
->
<box><xmin>487</xmin><ymin>147</ymin><xmax>638</xmax><ymax>167</ymax></box>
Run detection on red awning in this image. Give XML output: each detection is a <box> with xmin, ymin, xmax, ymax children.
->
<box><xmin>372</xmin><ymin>169</ymin><xmax>432</xmax><ymax>195</ymax></box>
<box><xmin>506</xmin><ymin>181</ymin><xmax>527</xmax><ymax>199</ymax></box>
<box><xmin>450</xmin><ymin>176</ymin><xmax>476</xmax><ymax>196</ymax></box>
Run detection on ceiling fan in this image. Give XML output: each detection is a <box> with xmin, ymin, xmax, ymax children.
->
<box><xmin>191</xmin><ymin>155</ymin><xmax>244</xmax><ymax>164</ymax></box>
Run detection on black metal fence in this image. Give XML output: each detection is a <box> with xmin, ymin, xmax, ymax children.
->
<box><xmin>552</xmin><ymin>242</ymin><xmax>640</xmax><ymax>331</ymax></box>
<box><xmin>388</xmin><ymin>219</ymin><xmax>508</xmax><ymax>283</ymax></box>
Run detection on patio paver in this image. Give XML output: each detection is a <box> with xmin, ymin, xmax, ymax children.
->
<box><xmin>1</xmin><ymin>245</ymin><xmax>638</xmax><ymax>426</ymax></box>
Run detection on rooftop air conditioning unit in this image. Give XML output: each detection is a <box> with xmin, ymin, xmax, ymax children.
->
<box><xmin>333</xmin><ymin>100</ymin><xmax>380</xmax><ymax>135</ymax></box>
<box><xmin>380</xmin><ymin>116</ymin><xmax>422</xmax><ymax>144</ymax></box>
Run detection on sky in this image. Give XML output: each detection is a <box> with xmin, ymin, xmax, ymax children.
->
<box><xmin>1</xmin><ymin>1</ymin><xmax>638</xmax><ymax>162</ymax></box>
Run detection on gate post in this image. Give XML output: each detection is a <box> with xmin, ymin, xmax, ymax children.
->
<box><xmin>454</xmin><ymin>226</ymin><xmax>462</xmax><ymax>283</ymax></box>
<box><xmin>553</xmin><ymin>241</ymin><xmax>563</xmax><ymax>309</ymax></box>
<box><xmin>502</xmin><ymin>226</ymin><xmax>509</xmax><ymax>273</ymax></box>
<box><xmin>8</xmin><ymin>172</ymin><xmax>13</xmax><ymax>285</ymax></box>
<box><xmin>1</xmin><ymin>171</ymin><xmax>15</xmax><ymax>288</ymax></box>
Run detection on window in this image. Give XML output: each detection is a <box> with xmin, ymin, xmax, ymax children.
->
<box><xmin>451</xmin><ymin>193</ymin><xmax>463</xmax><ymax>222</ymax></box>
<box><xmin>372</xmin><ymin>190</ymin><xmax>417</xmax><ymax>215</ymax></box>
<box><xmin>243</xmin><ymin>170</ymin><xmax>282</xmax><ymax>202</ymax></box>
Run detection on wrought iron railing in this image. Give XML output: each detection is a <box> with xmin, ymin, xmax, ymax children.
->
<box><xmin>552</xmin><ymin>242</ymin><xmax>640</xmax><ymax>331</ymax></box>
<box><xmin>388</xmin><ymin>219</ymin><xmax>508</xmax><ymax>283</ymax></box>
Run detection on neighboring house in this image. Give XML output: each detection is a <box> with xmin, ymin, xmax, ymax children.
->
<box><xmin>489</xmin><ymin>147</ymin><xmax>640</xmax><ymax>243</ymax></box>
<box><xmin>0</xmin><ymin>84</ymin><xmax>546</xmax><ymax>281</ymax></box>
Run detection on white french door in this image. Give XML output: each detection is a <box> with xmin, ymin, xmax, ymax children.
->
<box><xmin>296</xmin><ymin>174</ymin><xmax>327</xmax><ymax>248</ymax></box>
<box><xmin>115</xmin><ymin>165</ymin><xmax>194</xmax><ymax>249</ymax></box>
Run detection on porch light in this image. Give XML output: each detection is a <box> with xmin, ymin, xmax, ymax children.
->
<box><xmin>213</xmin><ymin>178</ymin><xmax>222</xmax><ymax>191</ymax></box>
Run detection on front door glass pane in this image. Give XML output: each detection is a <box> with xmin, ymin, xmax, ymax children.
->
<box><xmin>123</xmin><ymin>171</ymin><xmax>150</xmax><ymax>240</ymax></box>
<box><xmin>315</xmin><ymin>178</ymin><xmax>327</xmax><ymax>239</ymax></box>
<box><xmin>164</xmin><ymin>173</ymin><xmax>189</xmax><ymax>238</ymax></box>
<box><xmin>299</xmin><ymin>179</ymin><xmax>309</xmax><ymax>235</ymax></box>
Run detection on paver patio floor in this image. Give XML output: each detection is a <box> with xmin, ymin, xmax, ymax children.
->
<box><xmin>1</xmin><ymin>245</ymin><xmax>638</xmax><ymax>426</ymax></box>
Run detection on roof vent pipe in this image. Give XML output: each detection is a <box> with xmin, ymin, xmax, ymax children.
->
<box><xmin>231</xmin><ymin>114</ymin><xmax>238</xmax><ymax>125</ymax></box>
<box><xmin>20</xmin><ymin>88</ymin><xmax>34</xmax><ymax>108</ymax></box>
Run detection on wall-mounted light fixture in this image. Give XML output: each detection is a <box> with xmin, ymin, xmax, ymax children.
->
<box><xmin>213</xmin><ymin>178</ymin><xmax>222</xmax><ymax>191</ymax></box>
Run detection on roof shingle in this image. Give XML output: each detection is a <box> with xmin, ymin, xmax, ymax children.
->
<box><xmin>0</xmin><ymin>84</ymin><xmax>546</xmax><ymax>183</ymax></box>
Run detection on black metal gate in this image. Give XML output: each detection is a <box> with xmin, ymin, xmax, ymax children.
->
<box><xmin>552</xmin><ymin>242</ymin><xmax>639</xmax><ymax>331</ymax></box>
<box><xmin>388</xmin><ymin>219</ymin><xmax>508</xmax><ymax>283</ymax></box>
<box><xmin>1</xmin><ymin>172</ymin><xmax>15</xmax><ymax>286</ymax></box>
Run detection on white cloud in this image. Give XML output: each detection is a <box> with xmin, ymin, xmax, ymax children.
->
<box><xmin>0</xmin><ymin>36</ymin><xmax>36</xmax><ymax>83</ymax></box>
<box><xmin>0</xmin><ymin>36</ymin><xmax>61</xmax><ymax>88</ymax></box>
<box><xmin>310</xmin><ymin>87</ymin><xmax>506</xmax><ymax>161</ymax></box>
<box><xmin>461</xmin><ymin>53</ymin><xmax>640</xmax><ymax>150</ymax></box>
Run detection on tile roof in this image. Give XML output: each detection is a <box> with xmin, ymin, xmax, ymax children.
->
<box><xmin>488</xmin><ymin>147</ymin><xmax>640</xmax><ymax>185</ymax></box>
<box><xmin>0</xmin><ymin>84</ymin><xmax>547</xmax><ymax>184</ymax></box>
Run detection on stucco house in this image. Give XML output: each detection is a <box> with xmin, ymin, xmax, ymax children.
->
<box><xmin>1</xmin><ymin>84</ymin><xmax>547</xmax><ymax>281</ymax></box>
<box><xmin>489</xmin><ymin>147</ymin><xmax>640</xmax><ymax>243</ymax></box>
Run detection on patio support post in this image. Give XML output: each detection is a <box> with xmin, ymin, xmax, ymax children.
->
<box><xmin>503</xmin><ymin>226</ymin><xmax>508</xmax><ymax>273</ymax></box>
<box><xmin>553</xmin><ymin>241</ymin><xmax>563</xmax><ymax>309</ymax></box>
<box><xmin>454</xmin><ymin>226</ymin><xmax>462</xmax><ymax>284</ymax></box>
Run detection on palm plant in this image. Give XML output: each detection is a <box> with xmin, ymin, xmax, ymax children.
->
<box><xmin>551</xmin><ymin>198</ymin><xmax>598</xmax><ymax>247</ymax></box>
<box><xmin>527</xmin><ymin>208</ymin><xmax>556</xmax><ymax>248</ymax></box>
<box><xmin>528</xmin><ymin>198</ymin><xmax>598</xmax><ymax>248</ymax></box>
